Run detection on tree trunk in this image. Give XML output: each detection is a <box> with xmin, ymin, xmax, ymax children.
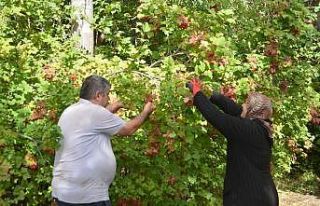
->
<box><xmin>71</xmin><ymin>0</ymin><xmax>94</xmax><ymax>54</ymax></box>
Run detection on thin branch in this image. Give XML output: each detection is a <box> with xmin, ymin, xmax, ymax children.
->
<box><xmin>133</xmin><ymin>71</ymin><xmax>161</xmax><ymax>81</ymax></box>
<box><xmin>19</xmin><ymin>133</ymin><xmax>35</xmax><ymax>141</ymax></box>
<box><xmin>107</xmin><ymin>69</ymin><xmax>128</xmax><ymax>77</ymax></box>
<box><xmin>149</xmin><ymin>51</ymin><xmax>185</xmax><ymax>68</ymax></box>
<box><xmin>107</xmin><ymin>51</ymin><xmax>185</xmax><ymax>80</ymax></box>
<box><xmin>149</xmin><ymin>59</ymin><xmax>163</xmax><ymax>68</ymax></box>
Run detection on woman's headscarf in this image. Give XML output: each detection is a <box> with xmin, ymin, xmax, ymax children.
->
<box><xmin>245</xmin><ymin>92</ymin><xmax>273</xmax><ymax>138</ymax></box>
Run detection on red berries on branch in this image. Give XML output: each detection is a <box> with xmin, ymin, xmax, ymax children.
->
<box><xmin>310</xmin><ymin>108</ymin><xmax>320</xmax><ymax>125</ymax></box>
<box><xmin>188</xmin><ymin>32</ymin><xmax>205</xmax><ymax>45</ymax></box>
<box><xmin>145</xmin><ymin>140</ymin><xmax>160</xmax><ymax>157</ymax></box>
<box><xmin>24</xmin><ymin>153</ymin><xmax>38</xmax><ymax>171</ymax></box>
<box><xmin>178</xmin><ymin>15</ymin><xmax>190</xmax><ymax>29</ymax></box>
<box><xmin>279</xmin><ymin>80</ymin><xmax>289</xmax><ymax>93</ymax></box>
<box><xmin>269</xmin><ymin>60</ymin><xmax>278</xmax><ymax>75</ymax></box>
<box><xmin>167</xmin><ymin>176</ymin><xmax>177</xmax><ymax>186</ymax></box>
<box><xmin>221</xmin><ymin>85</ymin><xmax>236</xmax><ymax>102</ymax></box>
<box><xmin>30</xmin><ymin>101</ymin><xmax>47</xmax><ymax>121</ymax></box>
<box><xmin>264</xmin><ymin>41</ymin><xmax>278</xmax><ymax>57</ymax></box>
<box><xmin>207</xmin><ymin>51</ymin><xmax>217</xmax><ymax>65</ymax></box>
<box><xmin>43</xmin><ymin>64</ymin><xmax>56</xmax><ymax>81</ymax></box>
<box><xmin>116</xmin><ymin>198</ymin><xmax>142</xmax><ymax>206</ymax></box>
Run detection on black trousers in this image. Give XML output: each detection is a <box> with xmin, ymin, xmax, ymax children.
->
<box><xmin>53</xmin><ymin>198</ymin><xmax>112</xmax><ymax>206</ymax></box>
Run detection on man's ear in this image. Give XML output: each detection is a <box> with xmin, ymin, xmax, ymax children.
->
<box><xmin>94</xmin><ymin>91</ymin><xmax>101</xmax><ymax>99</ymax></box>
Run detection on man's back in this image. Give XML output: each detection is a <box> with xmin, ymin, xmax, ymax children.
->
<box><xmin>52</xmin><ymin>99</ymin><xmax>125</xmax><ymax>204</ymax></box>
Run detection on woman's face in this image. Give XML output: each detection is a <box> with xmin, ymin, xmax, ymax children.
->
<box><xmin>241</xmin><ymin>103</ymin><xmax>247</xmax><ymax>118</ymax></box>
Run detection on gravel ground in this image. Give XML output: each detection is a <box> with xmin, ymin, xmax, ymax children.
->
<box><xmin>279</xmin><ymin>190</ymin><xmax>320</xmax><ymax>206</ymax></box>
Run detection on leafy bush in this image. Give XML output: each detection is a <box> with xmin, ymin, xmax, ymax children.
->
<box><xmin>0</xmin><ymin>0</ymin><xmax>319</xmax><ymax>205</ymax></box>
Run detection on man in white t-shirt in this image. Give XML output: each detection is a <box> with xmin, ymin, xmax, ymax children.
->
<box><xmin>52</xmin><ymin>75</ymin><xmax>154</xmax><ymax>206</ymax></box>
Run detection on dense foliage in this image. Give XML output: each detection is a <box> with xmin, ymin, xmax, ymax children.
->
<box><xmin>0</xmin><ymin>0</ymin><xmax>319</xmax><ymax>205</ymax></box>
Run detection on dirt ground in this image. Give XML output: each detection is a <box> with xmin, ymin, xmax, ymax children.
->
<box><xmin>279</xmin><ymin>190</ymin><xmax>320</xmax><ymax>206</ymax></box>
<box><xmin>49</xmin><ymin>190</ymin><xmax>320</xmax><ymax>206</ymax></box>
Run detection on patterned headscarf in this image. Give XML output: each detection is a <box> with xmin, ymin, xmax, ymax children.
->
<box><xmin>245</xmin><ymin>92</ymin><xmax>273</xmax><ymax>138</ymax></box>
<box><xmin>245</xmin><ymin>92</ymin><xmax>272</xmax><ymax>119</ymax></box>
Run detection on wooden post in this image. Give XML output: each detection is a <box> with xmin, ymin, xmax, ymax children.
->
<box><xmin>71</xmin><ymin>0</ymin><xmax>94</xmax><ymax>54</ymax></box>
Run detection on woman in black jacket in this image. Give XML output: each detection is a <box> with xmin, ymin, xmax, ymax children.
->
<box><xmin>187</xmin><ymin>79</ymin><xmax>278</xmax><ymax>206</ymax></box>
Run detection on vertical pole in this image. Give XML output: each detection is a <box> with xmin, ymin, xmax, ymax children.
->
<box><xmin>71</xmin><ymin>0</ymin><xmax>94</xmax><ymax>54</ymax></box>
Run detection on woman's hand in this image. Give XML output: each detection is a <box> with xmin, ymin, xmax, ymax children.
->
<box><xmin>190</xmin><ymin>78</ymin><xmax>201</xmax><ymax>96</ymax></box>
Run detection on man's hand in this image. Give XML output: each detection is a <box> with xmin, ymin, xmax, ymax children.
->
<box><xmin>143</xmin><ymin>94</ymin><xmax>155</xmax><ymax>115</ymax></box>
<box><xmin>116</xmin><ymin>98</ymin><xmax>155</xmax><ymax>136</ymax></box>
<box><xmin>113</xmin><ymin>100</ymin><xmax>124</xmax><ymax>109</ymax></box>
<box><xmin>143</xmin><ymin>101</ymin><xmax>155</xmax><ymax>115</ymax></box>
<box><xmin>106</xmin><ymin>100</ymin><xmax>124</xmax><ymax>113</ymax></box>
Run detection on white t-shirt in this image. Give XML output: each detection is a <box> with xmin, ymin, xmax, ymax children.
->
<box><xmin>52</xmin><ymin>99</ymin><xmax>125</xmax><ymax>203</ymax></box>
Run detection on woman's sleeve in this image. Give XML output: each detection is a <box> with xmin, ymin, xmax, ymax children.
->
<box><xmin>209</xmin><ymin>92</ymin><xmax>242</xmax><ymax>116</ymax></box>
<box><xmin>193</xmin><ymin>91</ymin><xmax>244</xmax><ymax>139</ymax></box>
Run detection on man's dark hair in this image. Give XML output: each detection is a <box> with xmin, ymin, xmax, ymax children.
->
<box><xmin>80</xmin><ymin>75</ymin><xmax>111</xmax><ymax>100</ymax></box>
